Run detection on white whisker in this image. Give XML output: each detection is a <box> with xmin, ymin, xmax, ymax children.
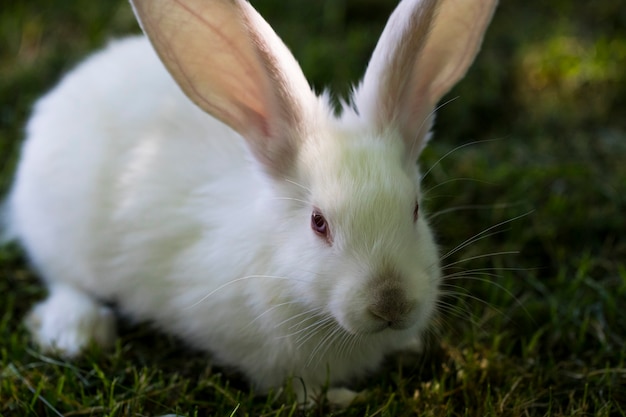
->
<box><xmin>295</xmin><ymin>316</ymin><xmax>335</xmax><ymax>347</ymax></box>
<box><xmin>279</xmin><ymin>314</ymin><xmax>331</xmax><ymax>342</ymax></box>
<box><xmin>441</xmin><ymin>230</ymin><xmax>509</xmax><ymax>262</ymax></box>
<box><xmin>318</xmin><ymin>327</ymin><xmax>349</xmax><ymax>364</ymax></box>
<box><xmin>273</xmin><ymin>307</ymin><xmax>324</xmax><ymax>330</ymax></box>
<box><xmin>187</xmin><ymin>274</ymin><xmax>299</xmax><ymax>309</ymax></box>
<box><xmin>244</xmin><ymin>301</ymin><xmax>301</xmax><ymax>330</ymax></box>
<box><xmin>442</xmin><ymin>275</ymin><xmax>535</xmax><ymax>323</ymax></box>
<box><xmin>421</xmin><ymin>137</ymin><xmax>503</xmax><ymax>182</ymax></box>
<box><xmin>442</xmin><ymin>251</ymin><xmax>520</xmax><ymax>269</ymax></box>
<box><xmin>442</xmin><ymin>266</ymin><xmax>534</xmax><ymax>279</ymax></box>
<box><xmin>438</xmin><ymin>288</ymin><xmax>502</xmax><ymax>311</ymax></box>
<box><xmin>306</xmin><ymin>324</ymin><xmax>344</xmax><ymax>368</ymax></box>
<box><xmin>337</xmin><ymin>331</ymin><xmax>359</xmax><ymax>359</ymax></box>
<box><xmin>435</xmin><ymin>300</ymin><xmax>476</xmax><ymax>323</ymax></box>
<box><xmin>440</xmin><ymin>211</ymin><xmax>533</xmax><ymax>262</ymax></box>
<box><xmin>424</xmin><ymin>177</ymin><xmax>495</xmax><ymax>196</ymax></box>
<box><xmin>428</xmin><ymin>204</ymin><xmax>502</xmax><ymax>220</ymax></box>
<box><xmin>429</xmin><ymin>203</ymin><xmax>524</xmax><ymax>220</ymax></box>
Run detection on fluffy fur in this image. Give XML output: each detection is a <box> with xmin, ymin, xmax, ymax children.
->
<box><xmin>5</xmin><ymin>0</ymin><xmax>497</xmax><ymax>406</ymax></box>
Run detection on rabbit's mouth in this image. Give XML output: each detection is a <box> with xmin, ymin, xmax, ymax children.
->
<box><xmin>333</xmin><ymin>302</ymin><xmax>423</xmax><ymax>336</ymax></box>
<box><xmin>348</xmin><ymin>320</ymin><xmax>413</xmax><ymax>336</ymax></box>
<box><xmin>356</xmin><ymin>313</ymin><xmax>419</xmax><ymax>334</ymax></box>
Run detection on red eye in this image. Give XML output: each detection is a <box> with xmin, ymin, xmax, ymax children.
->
<box><xmin>311</xmin><ymin>210</ymin><xmax>328</xmax><ymax>236</ymax></box>
<box><xmin>413</xmin><ymin>201</ymin><xmax>419</xmax><ymax>223</ymax></box>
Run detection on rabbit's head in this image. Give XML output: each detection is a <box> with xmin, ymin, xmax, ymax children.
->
<box><xmin>287</xmin><ymin>128</ymin><xmax>439</xmax><ymax>336</ymax></box>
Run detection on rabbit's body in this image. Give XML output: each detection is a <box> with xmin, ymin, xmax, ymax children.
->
<box><xmin>10</xmin><ymin>35</ymin><xmax>431</xmax><ymax>396</ymax></box>
<box><xmin>6</xmin><ymin>0</ymin><xmax>497</xmax><ymax>406</ymax></box>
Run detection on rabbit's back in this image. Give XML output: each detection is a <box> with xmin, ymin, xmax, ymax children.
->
<box><xmin>8</xmin><ymin>36</ymin><xmax>250</xmax><ymax>297</ymax></box>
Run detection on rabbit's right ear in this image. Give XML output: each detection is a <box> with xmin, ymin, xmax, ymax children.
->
<box><xmin>130</xmin><ymin>0</ymin><xmax>316</xmax><ymax>175</ymax></box>
<box><xmin>352</xmin><ymin>0</ymin><xmax>497</xmax><ymax>161</ymax></box>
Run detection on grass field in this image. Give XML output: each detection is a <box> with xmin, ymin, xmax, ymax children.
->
<box><xmin>1</xmin><ymin>0</ymin><xmax>625</xmax><ymax>416</ymax></box>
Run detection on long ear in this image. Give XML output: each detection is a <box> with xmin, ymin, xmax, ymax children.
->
<box><xmin>352</xmin><ymin>0</ymin><xmax>498</xmax><ymax>160</ymax></box>
<box><xmin>130</xmin><ymin>0</ymin><xmax>315</xmax><ymax>175</ymax></box>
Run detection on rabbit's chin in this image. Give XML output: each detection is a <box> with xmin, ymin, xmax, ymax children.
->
<box><xmin>332</xmin><ymin>305</ymin><xmax>425</xmax><ymax>336</ymax></box>
<box><xmin>344</xmin><ymin>322</ymin><xmax>418</xmax><ymax>338</ymax></box>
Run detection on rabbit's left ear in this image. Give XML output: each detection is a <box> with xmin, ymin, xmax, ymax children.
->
<box><xmin>352</xmin><ymin>0</ymin><xmax>498</xmax><ymax>160</ymax></box>
<box><xmin>130</xmin><ymin>0</ymin><xmax>316</xmax><ymax>176</ymax></box>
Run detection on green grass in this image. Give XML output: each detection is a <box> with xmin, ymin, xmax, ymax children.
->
<box><xmin>1</xmin><ymin>0</ymin><xmax>625</xmax><ymax>416</ymax></box>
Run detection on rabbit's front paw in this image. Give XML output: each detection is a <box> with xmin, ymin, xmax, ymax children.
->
<box><xmin>326</xmin><ymin>387</ymin><xmax>365</xmax><ymax>408</ymax></box>
<box><xmin>25</xmin><ymin>285</ymin><xmax>116</xmax><ymax>357</ymax></box>
<box><xmin>294</xmin><ymin>384</ymin><xmax>364</xmax><ymax>409</ymax></box>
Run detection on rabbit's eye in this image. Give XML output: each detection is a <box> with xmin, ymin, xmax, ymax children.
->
<box><xmin>413</xmin><ymin>201</ymin><xmax>419</xmax><ymax>223</ymax></box>
<box><xmin>311</xmin><ymin>210</ymin><xmax>329</xmax><ymax>237</ymax></box>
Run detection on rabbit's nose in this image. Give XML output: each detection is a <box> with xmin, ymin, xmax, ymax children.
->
<box><xmin>368</xmin><ymin>286</ymin><xmax>417</xmax><ymax>330</ymax></box>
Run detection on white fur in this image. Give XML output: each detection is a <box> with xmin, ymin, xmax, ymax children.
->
<box><xmin>6</xmin><ymin>0</ymin><xmax>497</xmax><ymax>406</ymax></box>
<box><xmin>25</xmin><ymin>283</ymin><xmax>116</xmax><ymax>356</ymax></box>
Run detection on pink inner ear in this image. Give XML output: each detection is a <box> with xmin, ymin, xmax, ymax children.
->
<box><xmin>348</xmin><ymin>0</ymin><xmax>438</xmax><ymax>154</ymax></box>
<box><xmin>350</xmin><ymin>0</ymin><xmax>497</xmax><ymax>160</ymax></box>
<box><xmin>131</xmin><ymin>0</ymin><xmax>315</xmax><ymax>176</ymax></box>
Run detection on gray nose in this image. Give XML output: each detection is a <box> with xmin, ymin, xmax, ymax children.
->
<box><xmin>368</xmin><ymin>286</ymin><xmax>416</xmax><ymax>329</ymax></box>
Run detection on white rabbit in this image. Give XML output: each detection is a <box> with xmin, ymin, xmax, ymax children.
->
<box><xmin>4</xmin><ymin>0</ymin><xmax>497</xmax><ymax>407</ymax></box>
